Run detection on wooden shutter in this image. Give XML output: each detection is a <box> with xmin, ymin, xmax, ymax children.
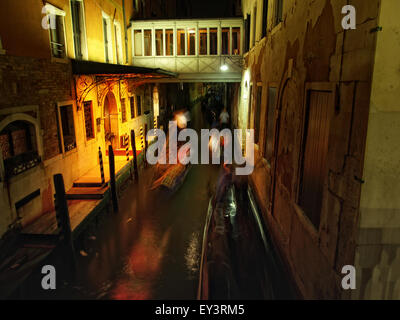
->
<box><xmin>299</xmin><ymin>90</ymin><xmax>333</xmax><ymax>228</ymax></box>
<box><xmin>71</xmin><ymin>1</ymin><xmax>82</xmax><ymax>60</ymax></box>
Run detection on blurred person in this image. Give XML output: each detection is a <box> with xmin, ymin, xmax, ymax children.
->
<box><xmin>219</xmin><ymin>107</ymin><xmax>230</xmax><ymax>130</ymax></box>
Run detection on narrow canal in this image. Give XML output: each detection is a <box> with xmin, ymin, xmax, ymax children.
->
<box><xmin>14</xmin><ymin>102</ymin><xmax>295</xmax><ymax>300</ymax></box>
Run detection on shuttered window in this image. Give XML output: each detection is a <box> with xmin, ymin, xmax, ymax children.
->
<box><xmin>264</xmin><ymin>87</ymin><xmax>277</xmax><ymax>161</ymax></box>
<box><xmin>83</xmin><ymin>101</ymin><xmax>94</xmax><ymax>140</ymax></box>
<box><xmin>254</xmin><ymin>86</ymin><xmax>263</xmax><ymax>144</ymax></box>
<box><xmin>71</xmin><ymin>0</ymin><xmax>83</xmax><ymax>60</ymax></box>
<box><xmin>299</xmin><ymin>90</ymin><xmax>332</xmax><ymax>228</ymax></box>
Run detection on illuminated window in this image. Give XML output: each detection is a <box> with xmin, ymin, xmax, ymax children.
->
<box><xmin>121</xmin><ymin>99</ymin><xmax>127</xmax><ymax>123</ymax></box>
<box><xmin>232</xmin><ymin>27</ymin><xmax>240</xmax><ymax>55</ymax></box>
<box><xmin>199</xmin><ymin>28</ymin><xmax>207</xmax><ymax>55</ymax></box>
<box><xmin>134</xmin><ymin>30</ymin><xmax>142</xmax><ymax>56</ymax></box>
<box><xmin>144</xmin><ymin>30</ymin><xmax>152</xmax><ymax>56</ymax></box>
<box><xmin>177</xmin><ymin>29</ymin><xmax>186</xmax><ymax>55</ymax></box>
<box><xmin>165</xmin><ymin>29</ymin><xmax>174</xmax><ymax>56</ymax></box>
<box><xmin>209</xmin><ymin>28</ymin><xmax>217</xmax><ymax>55</ymax></box>
<box><xmin>221</xmin><ymin>28</ymin><xmax>230</xmax><ymax>55</ymax></box>
<box><xmin>187</xmin><ymin>28</ymin><xmax>196</xmax><ymax>56</ymax></box>
<box><xmin>83</xmin><ymin>101</ymin><xmax>94</xmax><ymax>140</ymax></box>
<box><xmin>155</xmin><ymin>29</ymin><xmax>164</xmax><ymax>56</ymax></box>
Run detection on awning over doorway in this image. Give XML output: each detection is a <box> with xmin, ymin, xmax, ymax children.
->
<box><xmin>71</xmin><ymin>59</ymin><xmax>177</xmax><ymax>79</ymax></box>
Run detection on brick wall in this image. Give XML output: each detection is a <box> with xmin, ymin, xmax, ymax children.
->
<box><xmin>0</xmin><ymin>55</ymin><xmax>73</xmax><ymax>160</ymax></box>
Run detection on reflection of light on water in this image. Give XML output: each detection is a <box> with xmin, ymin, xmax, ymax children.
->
<box><xmin>111</xmin><ymin>224</ymin><xmax>171</xmax><ymax>300</ymax></box>
<box><xmin>185</xmin><ymin>232</ymin><xmax>200</xmax><ymax>279</ymax></box>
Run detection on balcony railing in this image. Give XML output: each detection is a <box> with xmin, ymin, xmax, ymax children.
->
<box><xmin>4</xmin><ymin>151</ymin><xmax>41</xmax><ymax>178</ymax></box>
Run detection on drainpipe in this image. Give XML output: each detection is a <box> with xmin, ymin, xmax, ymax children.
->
<box><xmin>122</xmin><ymin>0</ymin><xmax>128</xmax><ymax>64</ymax></box>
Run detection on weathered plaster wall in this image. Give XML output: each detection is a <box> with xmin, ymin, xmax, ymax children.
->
<box><xmin>355</xmin><ymin>0</ymin><xmax>400</xmax><ymax>300</ymax></box>
<box><xmin>239</xmin><ymin>0</ymin><xmax>380</xmax><ymax>299</ymax></box>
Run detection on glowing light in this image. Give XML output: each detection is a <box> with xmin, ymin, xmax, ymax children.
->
<box><xmin>220</xmin><ymin>64</ymin><xmax>229</xmax><ymax>71</ymax></box>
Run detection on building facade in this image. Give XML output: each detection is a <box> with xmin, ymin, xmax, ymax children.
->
<box><xmin>0</xmin><ymin>0</ymin><xmax>163</xmax><ymax>237</ymax></box>
<box><xmin>237</xmin><ymin>0</ymin><xmax>400</xmax><ymax>299</ymax></box>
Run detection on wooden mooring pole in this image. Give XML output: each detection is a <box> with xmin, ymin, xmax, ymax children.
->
<box><xmin>53</xmin><ymin>174</ymin><xmax>76</xmax><ymax>276</ymax></box>
<box><xmin>108</xmin><ymin>145</ymin><xmax>119</xmax><ymax>213</ymax></box>
<box><xmin>99</xmin><ymin>147</ymin><xmax>105</xmax><ymax>185</ymax></box>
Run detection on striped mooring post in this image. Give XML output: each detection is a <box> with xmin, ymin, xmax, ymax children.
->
<box><xmin>125</xmin><ymin>134</ymin><xmax>130</xmax><ymax>162</ymax></box>
<box><xmin>154</xmin><ymin>116</ymin><xmax>158</xmax><ymax>129</ymax></box>
<box><xmin>140</xmin><ymin>126</ymin><xmax>144</xmax><ymax>151</ymax></box>
<box><xmin>99</xmin><ymin>147</ymin><xmax>105</xmax><ymax>185</ymax></box>
<box><xmin>144</xmin><ymin>123</ymin><xmax>148</xmax><ymax>167</ymax></box>
<box><xmin>131</xmin><ymin>129</ymin><xmax>139</xmax><ymax>182</ymax></box>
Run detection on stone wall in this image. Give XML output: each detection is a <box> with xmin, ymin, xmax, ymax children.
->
<box><xmin>238</xmin><ymin>0</ymin><xmax>381</xmax><ymax>299</ymax></box>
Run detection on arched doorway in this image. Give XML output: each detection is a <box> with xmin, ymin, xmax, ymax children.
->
<box><xmin>104</xmin><ymin>91</ymin><xmax>119</xmax><ymax>150</ymax></box>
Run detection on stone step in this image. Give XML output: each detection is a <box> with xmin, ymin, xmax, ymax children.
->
<box><xmin>66</xmin><ymin>186</ymin><xmax>109</xmax><ymax>200</ymax></box>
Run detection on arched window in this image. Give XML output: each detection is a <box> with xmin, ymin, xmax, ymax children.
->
<box><xmin>0</xmin><ymin>120</ymin><xmax>41</xmax><ymax>178</ymax></box>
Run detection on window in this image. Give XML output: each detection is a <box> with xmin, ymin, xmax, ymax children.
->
<box><xmin>254</xmin><ymin>86</ymin><xmax>263</xmax><ymax>144</ymax></box>
<box><xmin>262</xmin><ymin>0</ymin><xmax>269</xmax><ymax>38</ymax></box>
<box><xmin>244</xmin><ymin>14</ymin><xmax>251</xmax><ymax>53</ymax></box>
<box><xmin>155</xmin><ymin>29</ymin><xmax>164</xmax><ymax>56</ymax></box>
<box><xmin>130</xmin><ymin>96</ymin><xmax>135</xmax><ymax>119</ymax></box>
<box><xmin>210</xmin><ymin>28</ymin><xmax>218</xmax><ymax>55</ymax></box>
<box><xmin>275</xmin><ymin>0</ymin><xmax>283</xmax><ymax>26</ymax></box>
<box><xmin>71</xmin><ymin>0</ymin><xmax>87</xmax><ymax>60</ymax></box>
<box><xmin>58</xmin><ymin>104</ymin><xmax>77</xmax><ymax>152</ymax></box>
<box><xmin>299</xmin><ymin>89</ymin><xmax>333</xmax><ymax>228</ymax></box>
<box><xmin>177</xmin><ymin>29</ymin><xmax>186</xmax><ymax>55</ymax></box>
<box><xmin>0</xmin><ymin>35</ymin><xmax>4</xmax><ymax>54</ymax></box>
<box><xmin>102</xmin><ymin>14</ymin><xmax>112</xmax><ymax>63</ymax></box>
<box><xmin>136</xmin><ymin>95</ymin><xmax>142</xmax><ymax>116</ymax></box>
<box><xmin>165</xmin><ymin>29</ymin><xmax>174</xmax><ymax>56</ymax></box>
<box><xmin>221</xmin><ymin>28</ymin><xmax>230</xmax><ymax>55</ymax></box>
<box><xmin>232</xmin><ymin>27</ymin><xmax>241</xmax><ymax>55</ymax></box>
<box><xmin>252</xmin><ymin>5</ymin><xmax>258</xmax><ymax>47</ymax></box>
<box><xmin>199</xmin><ymin>28</ymin><xmax>207</xmax><ymax>55</ymax></box>
<box><xmin>247</xmin><ymin>84</ymin><xmax>253</xmax><ymax>128</ymax></box>
<box><xmin>114</xmin><ymin>22</ymin><xmax>123</xmax><ymax>64</ymax></box>
<box><xmin>0</xmin><ymin>121</ymin><xmax>40</xmax><ymax>178</ymax></box>
<box><xmin>187</xmin><ymin>28</ymin><xmax>196</xmax><ymax>56</ymax></box>
<box><xmin>121</xmin><ymin>98</ymin><xmax>127</xmax><ymax>123</ymax></box>
<box><xmin>264</xmin><ymin>87</ymin><xmax>277</xmax><ymax>161</ymax></box>
<box><xmin>83</xmin><ymin>101</ymin><xmax>94</xmax><ymax>140</ymax></box>
<box><xmin>45</xmin><ymin>4</ymin><xmax>67</xmax><ymax>59</ymax></box>
<box><xmin>134</xmin><ymin>30</ymin><xmax>143</xmax><ymax>56</ymax></box>
<box><xmin>144</xmin><ymin>30</ymin><xmax>152</xmax><ymax>56</ymax></box>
